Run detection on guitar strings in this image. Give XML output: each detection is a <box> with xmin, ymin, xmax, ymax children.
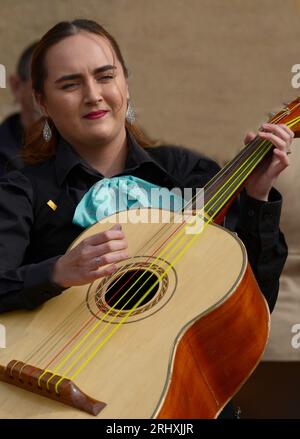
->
<box><xmin>27</xmin><ymin>132</ymin><xmax>270</xmax><ymax>370</ymax></box>
<box><xmin>35</xmin><ymin>118</ymin><xmax>298</xmax><ymax>386</ymax></box>
<box><xmin>24</xmin><ymin>109</ymin><xmax>296</xmax><ymax>374</ymax></box>
<box><xmin>23</xmin><ymin>111</ymin><xmax>292</xmax><ymax>373</ymax></box>
<box><xmin>23</xmin><ymin>110</ymin><xmax>298</xmax><ymax>378</ymax></box>
<box><xmin>41</xmin><ymin>135</ymin><xmax>275</xmax><ymax>386</ymax></box>
<box><xmin>50</xmin><ymin>135</ymin><xmax>275</xmax><ymax>386</ymax></box>
<box><xmin>22</xmin><ymin>129</ymin><xmax>265</xmax><ymax>368</ymax></box>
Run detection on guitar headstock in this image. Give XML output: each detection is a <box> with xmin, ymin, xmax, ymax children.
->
<box><xmin>267</xmin><ymin>97</ymin><xmax>300</xmax><ymax>137</ymax></box>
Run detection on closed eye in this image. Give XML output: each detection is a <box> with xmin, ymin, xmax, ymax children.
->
<box><xmin>61</xmin><ymin>82</ymin><xmax>79</xmax><ymax>90</ymax></box>
<box><xmin>97</xmin><ymin>74</ymin><xmax>114</xmax><ymax>82</ymax></box>
<box><xmin>61</xmin><ymin>72</ymin><xmax>115</xmax><ymax>90</ymax></box>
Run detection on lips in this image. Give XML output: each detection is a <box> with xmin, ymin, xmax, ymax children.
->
<box><xmin>83</xmin><ymin>110</ymin><xmax>109</xmax><ymax>120</ymax></box>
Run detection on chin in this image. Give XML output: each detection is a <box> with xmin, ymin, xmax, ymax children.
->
<box><xmin>86</xmin><ymin>130</ymin><xmax>114</xmax><ymax>146</ymax></box>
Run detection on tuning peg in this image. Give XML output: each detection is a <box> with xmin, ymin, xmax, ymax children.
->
<box><xmin>282</xmin><ymin>103</ymin><xmax>291</xmax><ymax>113</ymax></box>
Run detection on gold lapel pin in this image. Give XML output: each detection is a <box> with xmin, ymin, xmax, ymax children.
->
<box><xmin>47</xmin><ymin>200</ymin><xmax>58</xmax><ymax>211</ymax></box>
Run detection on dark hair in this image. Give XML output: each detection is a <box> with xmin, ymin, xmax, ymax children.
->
<box><xmin>23</xmin><ymin>19</ymin><xmax>155</xmax><ymax>165</ymax></box>
<box><xmin>16</xmin><ymin>42</ymin><xmax>38</xmax><ymax>81</ymax></box>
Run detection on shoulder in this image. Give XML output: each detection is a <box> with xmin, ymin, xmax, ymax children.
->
<box><xmin>145</xmin><ymin>143</ymin><xmax>221</xmax><ymax>185</ymax></box>
<box><xmin>20</xmin><ymin>158</ymin><xmax>56</xmax><ymax>180</ymax></box>
<box><xmin>0</xmin><ymin>114</ymin><xmax>18</xmax><ymax>151</ymax></box>
<box><xmin>0</xmin><ymin>113</ymin><xmax>20</xmax><ymax>138</ymax></box>
<box><xmin>0</xmin><ymin>114</ymin><xmax>13</xmax><ymax>132</ymax></box>
<box><xmin>0</xmin><ymin>158</ymin><xmax>56</xmax><ymax>195</ymax></box>
<box><xmin>0</xmin><ymin>114</ymin><xmax>23</xmax><ymax>172</ymax></box>
<box><xmin>146</xmin><ymin>144</ymin><xmax>220</xmax><ymax>171</ymax></box>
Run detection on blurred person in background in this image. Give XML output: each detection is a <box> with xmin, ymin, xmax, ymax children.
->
<box><xmin>0</xmin><ymin>42</ymin><xmax>39</xmax><ymax>176</ymax></box>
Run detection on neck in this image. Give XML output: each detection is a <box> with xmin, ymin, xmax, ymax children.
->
<box><xmin>71</xmin><ymin>128</ymin><xmax>128</xmax><ymax>177</ymax></box>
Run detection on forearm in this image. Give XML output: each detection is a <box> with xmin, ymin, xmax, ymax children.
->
<box><xmin>0</xmin><ymin>257</ymin><xmax>65</xmax><ymax>312</ymax></box>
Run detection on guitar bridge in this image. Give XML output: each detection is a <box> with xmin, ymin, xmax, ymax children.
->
<box><xmin>0</xmin><ymin>360</ymin><xmax>106</xmax><ymax>416</ymax></box>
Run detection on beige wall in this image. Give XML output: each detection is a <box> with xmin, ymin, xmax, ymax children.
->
<box><xmin>1</xmin><ymin>0</ymin><xmax>300</xmax><ymax>163</ymax></box>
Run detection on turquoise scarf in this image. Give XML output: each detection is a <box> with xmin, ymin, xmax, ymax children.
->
<box><xmin>72</xmin><ymin>175</ymin><xmax>185</xmax><ymax>228</ymax></box>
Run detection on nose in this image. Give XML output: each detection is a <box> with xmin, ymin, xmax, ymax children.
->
<box><xmin>84</xmin><ymin>78</ymin><xmax>102</xmax><ymax>105</ymax></box>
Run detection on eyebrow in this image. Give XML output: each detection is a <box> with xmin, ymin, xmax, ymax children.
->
<box><xmin>54</xmin><ymin>65</ymin><xmax>116</xmax><ymax>84</ymax></box>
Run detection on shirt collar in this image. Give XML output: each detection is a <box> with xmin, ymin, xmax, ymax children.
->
<box><xmin>55</xmin><ymin>136</ymin><xmax>86</xmax><ymax>186</ymax></box>
<box><xmin>124</xmin><ymin>130</ymin><xmax>157</xmax><ymax>170</ymax></box>
<box><xmin>55</xmin><ymin>130</ymin><xmax>168</xmax><ymax>186</ymax></box>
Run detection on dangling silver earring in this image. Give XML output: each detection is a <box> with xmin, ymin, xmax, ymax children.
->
<box><xmin>126</xmin><ymin>101</ymin><xmax>135</xmax><ymax>124</ymax></box>
<box><xmin>43</xmin><ymin>119</ymin><xmax>52</xmax><ymax>142</ymax></box>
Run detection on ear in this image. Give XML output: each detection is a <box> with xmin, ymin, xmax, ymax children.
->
<box><xmin>9</xmin><ymin>74</ymin><xmax>22</xmax><ymax>102</ymax></box>
<box><xmin>125</xmin><ymin>78</ymin><xmax>130</xmax><ymax>101</ymax></box>
<box><xmin>34</xmin><ymin>91</ymin><xmax>48</xmax><ymax>118</ymax></box>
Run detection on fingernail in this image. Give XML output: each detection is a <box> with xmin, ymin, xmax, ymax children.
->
<box><xmin>113</xmin><ymin>224</ymin><xmax>122</xmax><ymax>230</ymax></box>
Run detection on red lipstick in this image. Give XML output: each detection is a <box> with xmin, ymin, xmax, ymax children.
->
<box><xmin>83</xmin><ymin>110</ymin><xmax>108</xmax><ymax>120</ymax></box>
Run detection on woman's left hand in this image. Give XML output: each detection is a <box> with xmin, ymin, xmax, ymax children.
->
<box><xmin>244</xmin><ymin>123</ymin><xmax>294</xmax><ymax>201</ymax></box>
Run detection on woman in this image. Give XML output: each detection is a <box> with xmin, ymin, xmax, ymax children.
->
<box><xmin>0</xmin><ymin>18</ymin><xmax>292</xmax><ymax>311</ymax></box>
<box><xmin>0</xmin><ymin>19</ymin><xmax>293</xmax><ymax>417</ymax></box>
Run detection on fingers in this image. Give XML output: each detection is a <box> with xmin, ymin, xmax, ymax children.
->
<box><xmin>84</xmin><ymin>224</ymin><xmax>125</xmax><ymax>246</ymax></box>
<box><xmin>272</xmin><ymin>148</ymin><xmax>290</xmax><ymax>170</ymax></box>
<box><xmin>90</xmin><ymin>249</ymin><xmax>129</xmax><ymax>271</ymax></box>
<box><xmin>89</xmin><ymin>263</ymin><xmax>119</xmax><ymax>281</ymax></box>
<box><xmin>52</xmin><ymin>224</ymin><xmax>129</xmax><ymax>287</ymax></box>
<box><xmin>243</xmin><ymin>123</ymin><xmax>293</xmax><ymax>202</ymax></box>
<box><xmin>258</xmin><ymin>131</ymin><xmax>287</xmax><ymax>150</ymax></box>
<box><xmin>79</xmin><ymin>237</ymin><xmax>128</xmax><ymax>261</ymax></box>
<box><xmin>258</xmin><ymin>123</ymin><xmax>294</xmax><ymax>153</ymax></box>
<box><xmin>276</xmin><ymin>123</ymin><xmax>294</xmax><ymax>138</ymax></box>
<box><xmin>75</xmin><ymin>223</ymin><xmax>128</xmax><ymax>274</ymax></box>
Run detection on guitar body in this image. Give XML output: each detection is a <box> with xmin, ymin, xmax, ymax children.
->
<box><xmin>0</xmin><ymin>209</ymin><xmax>269</xmax><ymax>419</ymax></box>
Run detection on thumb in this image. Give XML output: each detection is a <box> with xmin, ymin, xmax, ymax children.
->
<box><xmin>244</xmin><ymin>131</ymin><xmax>256</xmax><ymax>146</ymax></box>
<box><xmin>111</xmin><ymin>223</ymin><xmax>122</xmax><ymax>231</ymax></box>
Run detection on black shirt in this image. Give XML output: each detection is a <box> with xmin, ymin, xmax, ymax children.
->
<box><xmin>0</xmin><ymin>133</ymin><xmax>287</xmax><ymax>313</ymax></box>
<box><xmin>0</xmin><ymin>113</ymin><xmax>24</xmax><ymax>176</ymax></box>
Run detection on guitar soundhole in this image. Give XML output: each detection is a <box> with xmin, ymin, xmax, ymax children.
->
<box><xmin>87</xmin><ymin>256</ymin><xmax>177</xmax><ymax>323</ymax></box>
<box><xmin>105</xmin><ymin>269</ymin><xmax>159</xmax><ymax>310</ymax></box>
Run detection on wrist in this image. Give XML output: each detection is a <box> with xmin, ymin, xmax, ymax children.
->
<box><xmin>245</xmin><ymin>187</ymin><xmax>269</xmax><ymax>202</ymax></box>
<box><xmin>51</xmin><ymin>257</ymin><xmax>67</xmax><ymax>288</ymax></box>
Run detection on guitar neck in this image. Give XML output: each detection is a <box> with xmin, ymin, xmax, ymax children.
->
<box><xmin>203</xmin><ymin>135</ymin><xmax>273</xmax><ymax>223</ymax></box>
<box><xmin>199</xmin><ymin>97</ymin><xmax>300</xmax><ymax>224</ymax></box>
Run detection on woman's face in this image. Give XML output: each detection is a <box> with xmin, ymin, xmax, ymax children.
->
<box><xmin>38</xmin><ymin>32</ymin><xmax>129</xmax><ymax>149</ymax></box>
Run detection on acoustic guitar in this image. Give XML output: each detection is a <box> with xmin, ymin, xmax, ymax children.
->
<box><xmin>0</xmin><ymin>99</ymin><xmax>299</xmax><ymax>419</ymax></box>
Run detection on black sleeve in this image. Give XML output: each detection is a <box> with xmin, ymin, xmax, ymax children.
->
<box><xmin>0</xmin><ymin>172</ymin><xmax>64</xmax><ymax>313</ymax></box>
<box><xmin>0</xmin><ymin>152</ymin><xmax>6</xmax><ymax>177</ymax></box>
<box><xmin>225</xmin><ymin>188</ymin><xmax>288</xmax><ymax>313</ymax></box>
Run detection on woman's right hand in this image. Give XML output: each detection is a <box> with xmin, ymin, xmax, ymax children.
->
<box><xmin>51</xmin><ymin>224</ymin><xmax>128</xmax><ymax>288</ymax></box>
